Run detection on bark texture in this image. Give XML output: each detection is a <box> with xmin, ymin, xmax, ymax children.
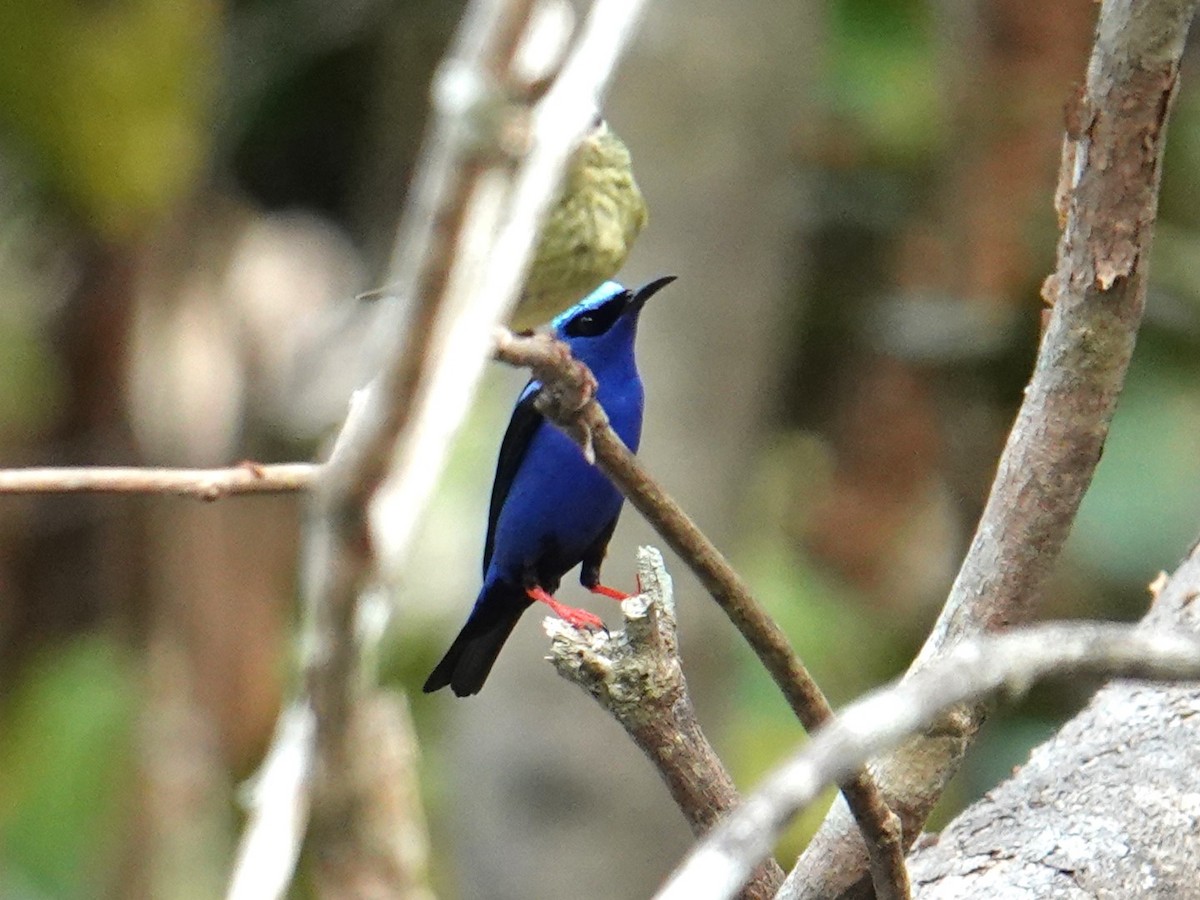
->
<box><xmin>548</xmin><ymin>547</ymin><xmax>786</xmax><ymax>900</ymax></box>
<box><xmin>908</xmin><ymin>543</ymin><xmax>1200</xmax><ymax>897</ymax></box>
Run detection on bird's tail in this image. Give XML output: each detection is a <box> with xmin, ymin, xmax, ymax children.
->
<box><xmin>423</xmin><ymin>582</ymin><xmax>528</xmax><ymax>697</ymax></box>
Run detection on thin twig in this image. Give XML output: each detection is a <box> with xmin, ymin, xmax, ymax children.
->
<box><xmin>784</xmin><ymin>1</ymin><xmax>1198</xmax><ymax>895</ymax></box>
<box><xmin>547</xmin><ymin>547</ymin><xmax>785</xmax><ymax>899</ymax></box>
<box><xmin>494</xmin><ymin>329</ymin><xmax>909</xmax><ymax>900</ymax></box>
<box><xmin>656</xmin><ymin>621</ymin><xmax>1200</xmax><ymax>900</ymax></box>
<box><xmin>0</xmin><ymin>463</ymin><xmax>317</xmax><ymax>499</ymax></box>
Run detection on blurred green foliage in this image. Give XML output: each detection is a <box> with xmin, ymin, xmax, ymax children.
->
<box><xmin>0</xmin><ymin>638</ymin><xmax>137</xmax><ymax>899</ymax></box>
<box><xmin>1071</xmin><ymin>345</ymin><xmax>1200</xmax><ymax>590</ymax></box>
<box><xmin>825</xmin><ymin>0</ymin><xmax>940</xmax><ymax>161</ymax></box>
<box><xmin>0</xmin><ymin>0</ymin><xmax>217</xmax><ymax>236</ymax></box>
<box><xmin>0</xmin><ymin>313</ymin><xmax>64</xmax><ymax>439</ymax></box>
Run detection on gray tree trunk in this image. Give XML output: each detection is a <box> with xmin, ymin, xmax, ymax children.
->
<box><xmin>908</xmin><ymin>542</ymin><xmax>1200</xmax><ymax>898</ymax></box>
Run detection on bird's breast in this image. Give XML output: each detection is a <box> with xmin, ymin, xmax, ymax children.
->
<box><xmin>595</xmin><ymin>370</ymin><xmax>645</xmax><ymax>452</ymax></box>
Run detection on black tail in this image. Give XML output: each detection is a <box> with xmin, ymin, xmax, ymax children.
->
<box><xmin>423</xmin><ymin>583</ymin><xmax>528</xmax><ymax>696</ymax></box>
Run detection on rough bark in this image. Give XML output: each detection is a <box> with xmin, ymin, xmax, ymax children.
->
<box><xmin>908</xmin><ymin>542</ymin><xmax>1200</xmax><ymax>897</ymax></box>
<box><xmin>546</xmin><ymin>549</ymin><xmax>751</xmax><ymax>838</ymax></box>
<box><xmin>656</xmin><ymin>615</ymin><xmax>1200</xmax><ymax>899</ymax></box>
<box><xmin>547</xmin><ymin>547</ymin><xmax>786</xmax><ymax>900</ymax></box>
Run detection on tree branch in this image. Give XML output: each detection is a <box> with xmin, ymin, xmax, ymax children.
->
<box><xmin>907</xmin><ymin>544</ymin><xmax>1200</xmax><ymax>896</ymax></box>
<box><xmin>494</xmin><ymin>331</ymin><xmax>909</xmax><ymax>900</ymax></box>
<box><xmin>546</xmin><ymin>546</ymin><xmax>785</xmax><ymax>900</ymax></box>
<box><xmin>783</xmin><ymin>2</ymin><xmax>1197</xmax><ymax>895</ymax></box>
<box><xmin>0</xmin><ymin>463</ymin><xmax>317</xmax><ymax>499</ymax></box>
<box><xmin>655</xmin><ymin>620</ymin><xmax>1200</xmax><ymax>900</ymax></box>
<box><xmin>228</xmin><ymin>704</ymin><xmax>314</xmax><ymax>900</ymax></box>
<box><xmin>310</xmin><ymin>692</ymin><xmax>436</xmax><ymax>900</ymax></box>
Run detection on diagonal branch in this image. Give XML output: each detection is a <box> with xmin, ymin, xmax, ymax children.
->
<box><xmin>302</xmin><ymin>2</ymin><xmax>547</xmax><ymax>862</ymax></box>
<box><xmin>494</xmin><ymin>330</ymin><xmax>909</xmax><ymax>900</ymax></box>
<box><xmin>783</xmin><ymin>1</ymin><xmax>1198</xmax><ymax>896</ymax></box>
<box><xmin>655</xmin><ymin>620</ymin><xmax>1200</xmax><ymax>900</ymax></box>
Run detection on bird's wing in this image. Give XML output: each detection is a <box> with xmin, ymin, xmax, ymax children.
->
<box><xmin>483</xmin><ymin>381</ymin><xmax>545</xmax><ymax>575</ymax></box>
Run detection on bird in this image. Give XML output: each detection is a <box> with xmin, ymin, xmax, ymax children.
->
<box><xmin>357</xmin><ymin>119</ymin><xmax>646</xmax><ymax>331</ymax></box>
<box><xmin>510</xmin><ymin>118</ymin><xmax>649</xmax><ymax>331</ymax></box>
<box><xmin>423</xmin><ymin>275</ymin><xmax>676</xmax><ymax>696</ymax></box>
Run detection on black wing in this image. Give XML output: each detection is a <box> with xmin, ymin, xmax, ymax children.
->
<box><xmin>483</xmin><ymin>382</ymin><xmax>546</xmax><ymax>575</ymax></box>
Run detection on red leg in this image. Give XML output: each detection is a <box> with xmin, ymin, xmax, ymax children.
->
<box><xmin>589</xmin><ymin>584</ymin><xmax>631</xmax><ymax>601</ymax></box>
<box><xmin>527</xmin><ymin>586</ymin><xmax>604</xmax><ymax>630</ymax></box>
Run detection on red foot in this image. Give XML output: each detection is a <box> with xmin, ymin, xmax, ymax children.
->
<box><xmin>589</xmin><ymin>584</ymin><xmax>631</xmax><ymax>601</ymax></box>
<box><xmin>527</xmin><ymin>586</ymin><xmax>605</xmax><ymax>630</ymax></box>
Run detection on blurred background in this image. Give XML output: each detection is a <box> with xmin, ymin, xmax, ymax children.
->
<box><xmin>2</xmin><ymin>1</ymin><xmax>1200</xmax><ymax>898</ymax></box>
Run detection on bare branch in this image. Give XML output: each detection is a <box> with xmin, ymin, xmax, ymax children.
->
<box><xmin>228</xmin><ymin>704</ymin><xmax>314</xmax><ymax>900</ymax></box>
<box><xmin>785</xmin><ymin>1</ymin><xmax>1198</xmax><ymax>894</ymax></box>
<box><xmin>310</xmin><ymin>692</ymin><xmax>436</xmax><ymax>900</ymax></box>
<box><xmin>366</xmin><ymin>0</ymin><xmax>652</xmax><ymax>570</ymax></box>
<box><xmin>493</xmin><ymin>330</ymin><xmax>908</xmax><ymax>900</ymax></box>
<box><xmin>546</xmin><ymin>547</ymin><xmax>785</xmax><ymax>899</ymax></box>
<box><xmin>656</xmin><ymin>622</ymin><xmax>1200</xmax><ymax>900</ymax></box>
<box><xmin>0</xmin><ymin>463</ymin><xmax>317</xmax><ymax>499</ymax></box>
<box><xmin>302</xmin><ymin>0</ymin><xmax>649</xmax><ymax>800</ymax></box>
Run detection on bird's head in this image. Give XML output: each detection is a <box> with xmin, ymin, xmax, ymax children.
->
<box><xmin>551</xmin><ymin>276</ymin><xmax>675</xmax><ymax>368</ymax></box>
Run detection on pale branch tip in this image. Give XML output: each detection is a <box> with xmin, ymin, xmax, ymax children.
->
<box><xmin>546</xmin><ymin>547</ymin><xmax>787</xmax><ymax>898</ymax></box>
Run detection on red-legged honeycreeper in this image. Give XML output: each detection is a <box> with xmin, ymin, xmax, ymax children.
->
<box><xmin>423</xmin><ymin>276</ymin><xmax>676</xmax><ymax>696</ymax></box>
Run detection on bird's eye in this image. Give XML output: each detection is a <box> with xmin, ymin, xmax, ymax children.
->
<box><xmin>563</xmin><ymin>293</ymin><xmax>628</xmax><ymax>338</ymax></box>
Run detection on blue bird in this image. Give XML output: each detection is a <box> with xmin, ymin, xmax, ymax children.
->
<box><xmin>423</xmin><ymin>276</ymin><xmax>676</xmax><ymax>696</ymax></box>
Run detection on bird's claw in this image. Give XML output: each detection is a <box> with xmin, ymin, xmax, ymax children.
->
<box><xmin>528</xmin><ymin>586</ymin><xmax>604</xmax><ymax>632</ymax></box>
<box><xmin>557</xmin><ymin>606</ymin><xmax>605</xmax><ymax>631</ymax></box>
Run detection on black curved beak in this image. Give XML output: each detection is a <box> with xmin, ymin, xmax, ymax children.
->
<box><xmin>630</xmin><ymin>275</ymin><xmax>677</xmax><ymax>312</ymax></box>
